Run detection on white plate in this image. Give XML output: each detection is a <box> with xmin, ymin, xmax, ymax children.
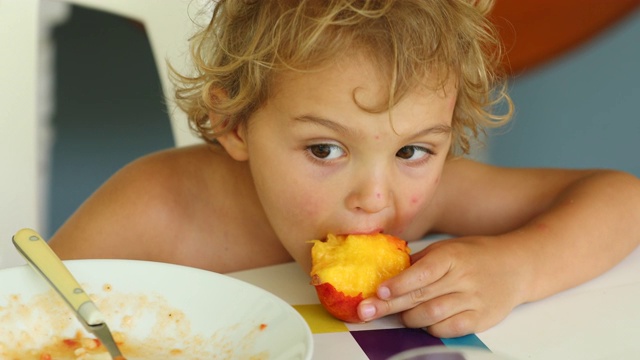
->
<box><xmin>0</xmin><ymin>259</ymin><xmax>313</xmax><ymax>359</ymax></box>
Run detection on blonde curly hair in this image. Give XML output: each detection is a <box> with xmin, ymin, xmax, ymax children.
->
<box><xmin>171</xmin><ymin>0</ymin><xmax>513</xmax><ymax>155</ymax></box>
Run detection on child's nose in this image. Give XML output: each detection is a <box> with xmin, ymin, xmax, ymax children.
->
<box><xmin>345</xmin><ymin>171</ymin><xmax>391</xmax><ymax>214</ymax></box>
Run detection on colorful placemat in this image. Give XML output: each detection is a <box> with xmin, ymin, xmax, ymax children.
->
<box><xmin>293</xmin><ymin>304</ymin><xmax>488</xmax><ymax>360</ymax></box>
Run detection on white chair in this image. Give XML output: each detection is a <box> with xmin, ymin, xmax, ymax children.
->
<box><xmin>0</xmin><ymin>0</ymin><xmax>205</xmax><ymax>267</ymax></box>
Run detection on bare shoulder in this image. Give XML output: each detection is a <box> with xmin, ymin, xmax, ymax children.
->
<box><xmin>426</xmin><ymin>157</ymin><xmax>593</xmax><ymax>236</ymax></box>
<box><xmin>48</xmin><ymin>145</ymin><xmax>214</xmax><ymax>255</ymax></box>
<box><xmin>50</xmin><ymin>144</ymin><xmax>291</xmax><ymax>272</ymax></box>
<box><xmin>49</xmin><ymin>145</ymin><xmax>242</xmax><ymax>264</ymax></box>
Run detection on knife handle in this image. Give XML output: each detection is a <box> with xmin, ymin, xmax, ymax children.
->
<box><xmin>12</xmin><ymin>228</ymin><xmax>105</xmax><ymax>326</ymax></box>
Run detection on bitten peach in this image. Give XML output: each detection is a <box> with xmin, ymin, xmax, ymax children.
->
<box><xmin>309</xmin><ymin>233</ymin><xmax>411</xmax><ymax>322</ymax></box>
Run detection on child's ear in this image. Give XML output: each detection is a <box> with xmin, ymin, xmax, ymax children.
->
<box><xmin>208</xmin><ymin>88</ymin><xmax>249</xmax><ymax>161</ymax></box>
<box><xmin>216</xmin><ymin>121</ymin><xmax>249</xmax><ymax>161</ymax></box>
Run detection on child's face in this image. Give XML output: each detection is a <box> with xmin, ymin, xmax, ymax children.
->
<box><xmin>240</xmin><ymin>54</ymin><xmax>456</xmax><ymax>270</ymax></box>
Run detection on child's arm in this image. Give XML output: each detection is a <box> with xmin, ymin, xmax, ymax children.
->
<box><xmin>357</xmin><ymin>158</ymin><xmax>640</xmax><ymax>337</ymax></box>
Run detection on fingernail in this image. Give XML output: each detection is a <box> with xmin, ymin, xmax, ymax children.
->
<box><xmin>378</xmin><ymin>286</ymin><xmax>391</xmax><ymax>300</ymax></box>
<box><xmin>360</xmin><ymin>303</ymin><xmax>376</xmax><ymax>320</ymax></box>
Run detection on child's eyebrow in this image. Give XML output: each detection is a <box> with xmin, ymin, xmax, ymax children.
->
<box><xmin>293</xmin><ymin>114</ymin><xmax>354</xmax><ymax>136</ymax></box>
<box><xmin>293</xmin><ymin>114</ymin><xmax>452</xmax><ymax>139</ymax></box>
<box><xmin>411</xmin><ymin>124</ymin><xmax>453</xmax><ymax>139</ymax></box>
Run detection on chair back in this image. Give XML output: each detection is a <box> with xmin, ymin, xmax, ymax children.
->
<box><xmin>0</xmin><ymin>0</ymin><xmax>205</xmax><ymax>267</ymax></box>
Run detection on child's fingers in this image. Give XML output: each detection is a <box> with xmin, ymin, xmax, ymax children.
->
<box><xmin>423</xmin><ymin>309</ymin><xmax>482</xmax><ymax>339</ymax></box>
<box><xmin>357</xmin><ymin>273</ymin><xmax>454</xmax><ymax>322</ymax></box>
<box><xmin>357</xmin><ymin>293</ymin><xmax>408</xmax><ymax>321</ymax></box>
<box><xmin>400</xmin><ymin>292</ymin><xmax>473</xmax><ymax>329</ymax></box>
<box><xmin>379</xmin><ymin>248</ymin><xmax>451</xmax><ymax>300</ymax></box>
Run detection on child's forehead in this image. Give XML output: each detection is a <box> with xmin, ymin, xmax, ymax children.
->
<box><xmin>268</xmin><ymin>53</ymin><xmax>457</xmax><ymax>104</ymax></box>
<box><xmin>262</xmin><ymin>53</ymin><xmax>458</xmax><ymax>123</ymax></box>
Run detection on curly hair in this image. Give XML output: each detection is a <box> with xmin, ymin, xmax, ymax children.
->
<box><xmin>171</xmin><ymin>0</ymin><xmax>513</xmax><ymax>155</ymax></box>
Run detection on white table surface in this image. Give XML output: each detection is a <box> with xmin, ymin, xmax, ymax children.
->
<box><xmin>228</xmin><ymin>238</ymin><xmax>640</xmax><ymax>360</ymax></box>
<box><xmin>1</xmin><ymin>236</ymin><xmax>638</xmax><ymax>359</ymax></box>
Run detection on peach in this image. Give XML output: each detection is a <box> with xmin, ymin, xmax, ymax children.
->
<box><xmin>309</xmin><ymin>233</ymin><xmax>411</xmax><ymax>322</ymax></box>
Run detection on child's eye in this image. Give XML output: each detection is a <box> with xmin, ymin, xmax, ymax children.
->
<box><xmin>396</xmin><ymin>145</ymin><xmax>434</xmax><ymax>161</ymax></box>
<box><xmin>307</xmin><ymin>144</ymin><xmax>345</xmax><ymax>160</ymax></box>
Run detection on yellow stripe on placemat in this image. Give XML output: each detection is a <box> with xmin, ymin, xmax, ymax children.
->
<box><xmin>293</xmin><ymin>304</ymin><xmax>350</xmax><ymax>334</ymax></box>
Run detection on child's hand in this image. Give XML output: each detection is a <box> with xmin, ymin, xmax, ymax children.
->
<box><xmin>357</xmin><ymin>237</ymin><xmax>529</xmax><ymax>338</ymax></box>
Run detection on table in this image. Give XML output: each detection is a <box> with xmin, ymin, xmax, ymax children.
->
<box><xmin>228</xmin><ymin>238</ymin><xmax>640</xmax><ymax>360</ymax></box>
<box><xmin>1</xmin><ymin>236</ymin><xmax>637</xmax><ymax>359</ymax></box>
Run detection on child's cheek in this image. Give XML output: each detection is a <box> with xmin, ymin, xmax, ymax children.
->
<box><xmin>293</xmin><ymin>194</ymin><xmax>324</xmax><ymax>219</ymax></box>
<box><xmin>405</xmin><ymin>194</ymin><xmax>428</xmax><ymax>220</ymax></box>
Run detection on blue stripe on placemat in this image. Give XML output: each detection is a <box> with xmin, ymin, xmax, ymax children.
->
<box><xmin>441</xmin><ymin>334</ymin><xmax>489</xmax><ymax>350</ymax></box>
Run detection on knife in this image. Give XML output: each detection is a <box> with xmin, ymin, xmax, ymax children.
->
<box><xmin>12</xmin><ymin>228</ymin><xmax>125</xmax><ymax>360</ymax></box>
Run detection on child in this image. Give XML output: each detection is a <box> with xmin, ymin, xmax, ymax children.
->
<box><xmin>48</xmin><ymin>0</ymin><xmax>640</xmax><ymax>338</ymax></box>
